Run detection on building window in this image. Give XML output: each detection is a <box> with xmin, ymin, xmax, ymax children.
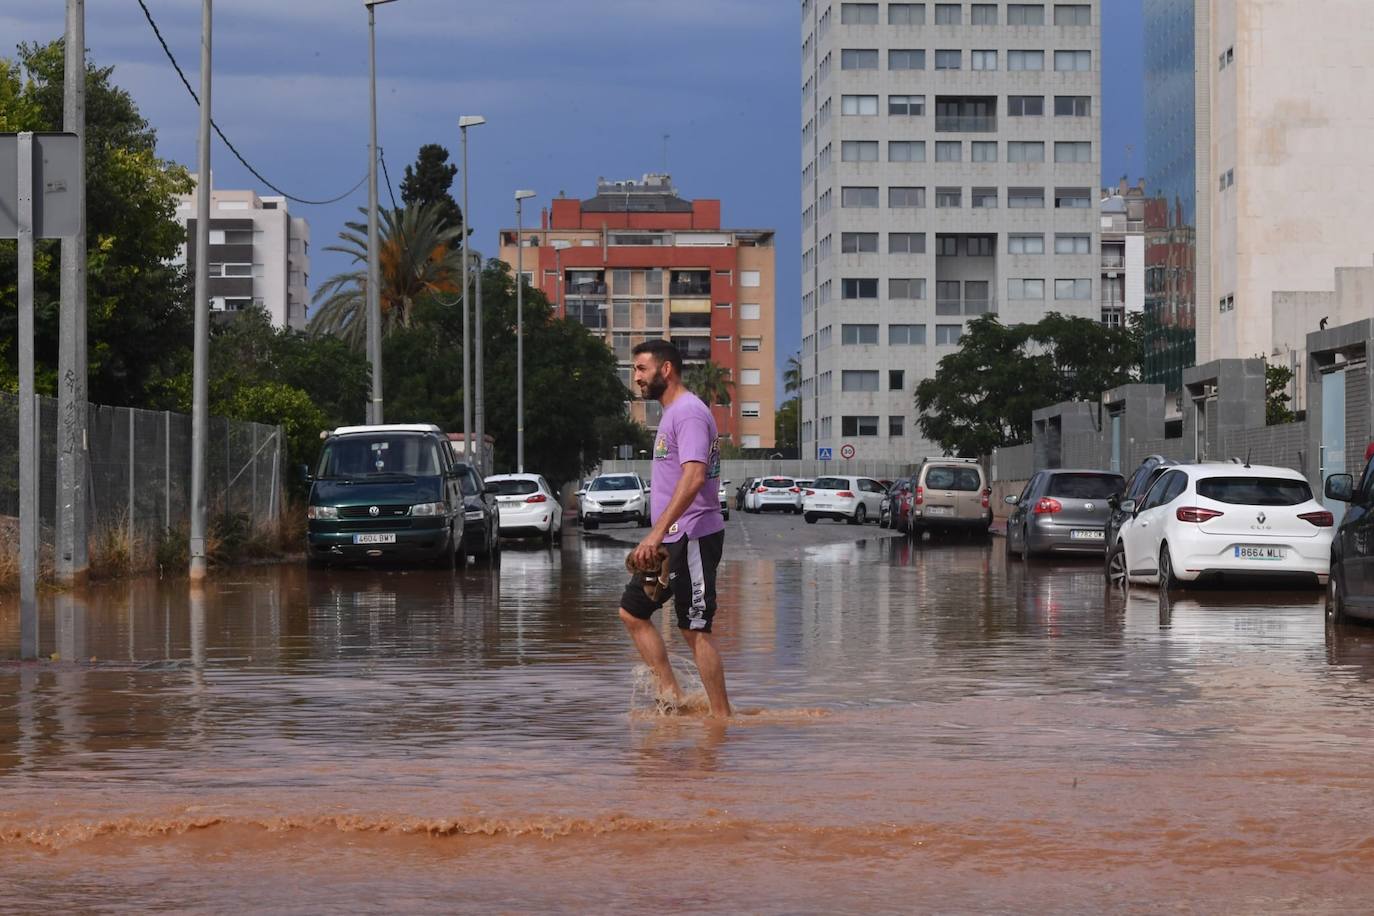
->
<box><xmin>1054</xmin><ymin>50</ymin><xmax>1092</xmax><ymax>71</ymax></box>
<box><xmin>1007</xmin><ymin>95</ymin><xmax>1044</xmax><ymax>116</ymax></box>
<box><xmin>889</xmin><ymin>232</ymin><xmax>926</xmax><ymax>254</ymax></box>
<box><xmin>644</xmin><ymin>301</ymin><xmax>663</xmax><ymax>326</ymax></box>
<box><xmin>935</xmin><ymin>141</ymin><xmax>962</xmax><ymax>162</ymax></box>
<box><xmin>889</xmin><ymin>140</ymin><xmax>926</xmax><ymax>162</ymax></box>
<box><xmin>1007</xmin><ymin>4</ymin><xmax>1045</xmax><ymax>25</ymax></box>
<box><xmin>1054</xmin><ymin>278</ymin><xmax>1093</xmax><ymax>300</ymax></box>
<box><xmin>889</xmin><ymin>278</ymin><xmax>926</xmax><ymax>299</ymax></box>
<box><xmin>889</xmin><ymin>323</ymin><xmax>926</xmax><ymax>345</ymax></box>
<box><xmin>842</xmin><ymin>94</ymin><xmax>880</xmax><ymax>115</ymax></box>
<box><xmin>1054</xmin><ymin>233</ymin><xmax>1091</xmax><ymax>254</ymax></box>
<box><xmin>842</xmin><ymin>140</ymin><xmax>880</xmax><ymax>162</ymax></box>
<box><xmin>841</xmin><ymin>49</ymin><xmax>879</xmax><ymax>69</ymax></box>
<box><xmin>1008</xmin><ymin>187</ymin><xmax>1045</xmax><ymax>209</ymax></box>
<box><xmin>1053</xmin><ymin>3</ymin><xmax>1091</xmax><ymax>25</ymax></box>
<box><xmin>842</xmin><ymin>415</ymin><xmax>881</xmax><ymax>437</ymax></box>
<box><xmin>740</xmin><ymin>368</ymin><xmax>761</xmax><ymax>386</ymax></box>
<box><xmin>1007</xmin><ymin>50</ymin><xmax>1044</xmax><ymax>71</ymax></box>
<box><xmin>1009</xmin><ymin>233</ymin><xmax>1044</xmax><ymax>254</ymax></box>
<box><xmin>889</xmin><ymin>416</ymin><xmax>906</xmax><ymax>437</ymax></box>
<box><xmin>966</xmin><ymin>236</ymin><xmax>994</xmax><ymax>257</ymax></box>
<box><xmin>972</xmin><ymin>187</ymin><xmax>998</xmax><ymax>209</ymax></box>
<box><xmin>1054</xmin><ymin>141</ymin><xmax>1093</xmax><ymax>163</ymax></box>
<box><xmin>971</xmin><ymin>141</ymin><xmax>998</xmax><ymax>162</ymax></box>
<box><xmin>842</xmin><ymin>186</ymin><xmax>880</xmax><ymax>208</ymax></box>
<box><xmin>1008</xmin><ymin>278</ymin><xmax>1045</xmax><ymax>300</ymax></box>
<box><xmin>840</xmin><ymin>2</ymin><xmax>879</xmax><ymax>24</ymax></box>
<box><xmin>842</xmin><ymin>370</ymin><xmax>880</xmax><ymax>392</ymax></box>
<box><xmin>889</xmin><ymin>370</ymin><xmax>906</xmax><ymax>391</ymax></box>
<box><xmin>889</xmin><ymin>49</ymin><xmax>925</xmax><ymax>70</ymax></box>
<box><xmin>1007</xmin><ymin>141</ymin><xmax>1045</xmax><ymax>163</ymax></box>
<box><xmin>741</xmin><ymin>401</ymin><xmax>761</xmax><ymax>419</ymax></box>
<box><xmin>613</xmin><ymin>299</ymin><xmax>631</xmax><ymax>327</ymax></box>
<box><xmin>741</xmin><ymin>303</ymin><xmax>761</xmax><ymax>320</ymax></box>
<box><xmin>971</xmin><ymin>50</ymin><xmax>998</xmax><ymax>71</ymax></box>
<box><xmin>1219</xmin><ymin>294</ymin><xmax>1235</xmax><ymax>313</ymax></box>
<box><xmin>971</xmin><ymin>4</ymin><xmax>997</xmax><ymax>25</ymax></box>
<box><xmin>889</xmin><ymin>186</ymin><xmax>926</xmax><ymax>208</ymax></box>
<box><xmin>888</xmin><ymin>94</ymin><xmax>925</xmax><ymax>116</ymax></box>
<box><xmin>841</xmin><ymin>324</ymin><xmax>879</xmax><ymax>345</ymax></box>
<box><xmin>741</xmin><ymin>336</ymin><xmax>762</xmax><ymax>352</ymax></box>
<box><xmin>889</xmin><ymin>3</ymin><xmax>926</xmax><ymax>25</ymax></box>
<box><xmin>935</xmin><ymin>187</ymin><xmax>962</xmax><ymax>209</ymax></box>
<box><xmin>842</xmin><ymin>232</ymin><xmax>879</xmax><ymax>253</ymax></box>
<box><xmin>842</xmin><ymin>278</ymin><xmax>879</xmax><ymax>299</ymax></box>
<box><xmin>1054</xmin><ymin>187</ymin><xmax>1092</xmax><ymax>209</ymax></box>
<box><xmin>935</xmin><ymin>324</ymin><xmax>963</xmax><ymax>345</ymax></box>
<box><xmin>936</xmin><ymin>236</ymin><xmax>960</xmax><ymax>256</ymax></box>
<box><xmin>934</xmin><ymin>50</ymin><xmax>961</xmax><ymax>70</ymax></box>
<box><xmin>1054</xmin><ymin>95</ymin><xmax>1091</xmax><ymax>117</ymax></box>
<box><xmin>934</xmin><ymin>3</ymin><xmax>960</xmax><ymax>24</ymax></box>
<box><xmin>740</xmin><ymin>270</ymin><xmax>761</xmax><ymax>287</ymax></box>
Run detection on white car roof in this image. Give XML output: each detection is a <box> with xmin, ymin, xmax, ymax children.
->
<box><xmin>486</xmin><ymin>473</ymin><xmax>542</xmax><ymax>481</ymax></box>
<box><xmin>1180</xmin><ymin>463</ymin><xmax>1305</xmax><ymax>479</ymax></box>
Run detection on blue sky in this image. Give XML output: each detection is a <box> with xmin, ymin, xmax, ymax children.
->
<box><xmin>7</xmin><ymin>0</ymin><xmax>1144</xmax><ymax>395</ymax></box>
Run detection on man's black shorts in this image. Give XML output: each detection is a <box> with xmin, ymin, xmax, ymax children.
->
<box><xmin>620</xmin><ymin>531</ymin><xmax>725</xmax><ymax>633</ymax></box>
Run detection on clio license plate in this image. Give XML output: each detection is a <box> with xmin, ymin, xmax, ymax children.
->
<box><xmin>1235</xmin><ymin>545</ymin><xmax>1285</xmax><ymax>561</ymax></box>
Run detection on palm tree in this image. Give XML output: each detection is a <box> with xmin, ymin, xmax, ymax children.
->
<box><xmin>783</xmin><ymin>351</ymin><xmax>802</xmax><ymax>395</ymax></box>
<box><xmin>309</xmin><ymin>202</ymin><xmax>464</xmax><ymax>348</ymax></box>
<box><xmin>683</xmin><ymin>361</ymin><xmax>735</xmax><ymax>408</ymax></box>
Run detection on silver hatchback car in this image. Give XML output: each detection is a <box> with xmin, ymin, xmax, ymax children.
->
<box><xmin>1006</xmin><ymin>470</ymin><xmax>1125</xmax><ymax>558</ymax></box>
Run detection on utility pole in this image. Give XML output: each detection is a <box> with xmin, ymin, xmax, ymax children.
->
<box><xmin>364</xmin><ymin>0</ymin><xmax>396</xmax><ymax>424</ymax></box>
<box><xmin>188</xmin><ymin>0</ymin><xmax>212</xmax><ymax>581</ymax></box>
<box><xmin>57</xmin><ymin>0</ymin><xmax>88</xmax><ymax>584</ymax></box>
<box><xmin>472</xmin><ymin>251</ymin><xmax>485</xmax><ymax>475</ymax></box>
<box><xmin>458</xmin><ymin>116</ymin><xmax>485</xmax><ymax>464</ymax></box>
<box><xmin>514</xmin><ymin>190</ymin><xmax>535</xmax><ymax>472</ymax></box>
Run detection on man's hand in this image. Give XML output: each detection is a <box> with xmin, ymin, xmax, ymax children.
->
<box><xmin>631</xmin><ymin>531</ymin><xmax>665</xmax><ymax>571</ymax></box>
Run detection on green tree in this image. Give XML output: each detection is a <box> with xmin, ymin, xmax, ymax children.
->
<box><xmin>1265</xmin><ymin>361</ymin><xmax>1296</xmax><ymax>425</ymax></box>
<box><xmin>782</xmin><ymin>351</ymin><xmax>802</xmax><ymax>396</ymax></box>
<box><xmin>682</xmin><ymin>360</ymin><xmax>735</xmax><ymax>408</ymax></box>
<box><xmin>309</xmin><ymin>202</ymin><xmax>464</xmax><ymax>349</ymax></box>
<box><xmin>399</xmin><ymin>144</ymin><xmax>462</xmax><ymax>239</ymax></box>
<box><xmin>0</xmin><ymin>40</ymin><xmax>194</xmax><ymax>404</ymax></box>
<box><xmin>775</xmin><ymin>396</ymin><xmax>800</xmax><ymax>455</ymax></box>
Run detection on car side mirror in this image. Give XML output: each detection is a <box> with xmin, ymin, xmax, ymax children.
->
<box><xmin>1325</xmin><ymin>473</ymin><xmax>1355</xmax><ymax>503</ymax></box>
<box><xmin>1119</xmin><ymin>499</ymin><xmax>1137</xmax><ymax>515</ymax></box>
<box><xmin>1004</xmin><ymin>495</ymin><xmax>1018</xmax><ymax>505</ymax></box>
<box><xmin>296</xmin><ymin>463</ymin><xmax>312</xmax><ymax>482</ymax></box>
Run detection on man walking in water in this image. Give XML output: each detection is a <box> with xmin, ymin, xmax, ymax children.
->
<box><xmin>620</xmin><ymin>340</ymin><xmax>731</xmax><ymax>718</ymax></box>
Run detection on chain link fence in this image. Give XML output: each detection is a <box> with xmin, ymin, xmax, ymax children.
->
<box><xmin>1</xmin><ymin>390</ymin><xmax>282</xmax><ymax>556</ymax></box>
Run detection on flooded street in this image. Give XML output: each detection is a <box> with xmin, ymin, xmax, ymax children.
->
<box><xmin>3</xmin><ymin>515</ymin><xmax>1373</xmax><ymax>912</ymax></box>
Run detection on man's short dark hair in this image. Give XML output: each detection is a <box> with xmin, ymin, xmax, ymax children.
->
<box><xmin>632</xmin><ymin>338</ymin><xmax>684</xmax><ymax>376</ymax></box>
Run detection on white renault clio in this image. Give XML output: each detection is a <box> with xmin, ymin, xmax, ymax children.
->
<box><xmin>1106</xmin><ymin>463</ymin><xmax>1333</xmax><ymax>589</ymax></box>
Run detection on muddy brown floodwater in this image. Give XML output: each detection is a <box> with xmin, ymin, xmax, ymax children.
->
<box><xmin>2</xmin><ymin>528</ymin><xmax>1374</xmax><ymax>912</ymax></box>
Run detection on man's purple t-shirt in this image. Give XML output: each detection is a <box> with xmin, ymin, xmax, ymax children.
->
<box><xmin>651</xmin><ymin>390</ymin><xmax>724</xmax><ymax>543</ymax></box>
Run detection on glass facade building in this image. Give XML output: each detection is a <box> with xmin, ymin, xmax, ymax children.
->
<box><xmin>1143</xmin><ymin>0</ymin><xmax>1197</xmax><ymax>392</ymax></box>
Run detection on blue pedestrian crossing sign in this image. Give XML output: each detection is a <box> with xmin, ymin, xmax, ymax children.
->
<box><xmin>817</xmin><ymin>447</ymin><xmax>833</xmax><ymax>461</ymax></box>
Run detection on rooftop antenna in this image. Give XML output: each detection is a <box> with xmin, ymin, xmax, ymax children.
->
<box><xmin>1244</xmin><ymin>447</ymin><xmax>1252</xmax><ymax>469</ymax></box>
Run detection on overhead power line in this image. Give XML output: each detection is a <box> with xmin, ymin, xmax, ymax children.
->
<box><xmin>135</xmin><ymin>0</ymin><xmax>368</xmax><ymax>206</ymax></box>
<box><xmin>379</xmin><ymin>147</ymin><xmax>399</xmax><ymax>210</ymax></box>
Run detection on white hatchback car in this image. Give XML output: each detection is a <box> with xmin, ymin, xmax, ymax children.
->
<box><xmin>802</xmin><ymin>475</ymin><xmax>887</xmax><ymax>525</ymax></box>
<box><xmin>747</xmin><ymin>476</ymin><xmax>800</xmax><ymax>513</ymax></box>
<box><xmin>486</xmin><ymin>473</ymin><xmax>562</xmax><ymax>545</ymax></box>
<box><xmin>1107</xmin><ymin>463</ymin><xmax>1333</xmax><ymax>589</ymax></box>
<box><xmin>580</xmin><ymin>473</ymin><xmax>649</xmax><ymax>530</ymax></box>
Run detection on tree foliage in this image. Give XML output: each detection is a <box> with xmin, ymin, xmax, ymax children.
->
<box><xmin>399</xmin><ymin>143</ymin><xmax>462</xmax><ymax>239</ymax></box>
<box><xmin>0</xmin><ymin>40</ymin><xmax>194</xmax><ymax>404</ymax></box>
<box><xmin>914</xmin><ymin>313</ymin><xmax>1143</xmax><ymax>457</ymax></box>
<box><xmin>682</xmin><ymin>360</ymin><xmax>735</xmax><ymax>408</ymax></box>
<box><xmin>775</xmin><ymin>397</ymin><xmax>800</xmax><ymax>456</ymax></box>
<box><xmin>1265</xmin><ymin>361</ymin><xmax>1296</xmax><ymax>426</ymax></box>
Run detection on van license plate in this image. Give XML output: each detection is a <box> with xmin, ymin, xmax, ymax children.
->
<box><xmin>354</xmin><ymin>533</ymin><xmax>396</xmax><ymax>545</ymax></box>
<box><xmin>1235</xmin><ymin>545</ymin><xmax>1285</xmax><ymax>560</ymax></box>
<box><xmin>926</xmin><ymin>506</ymin><xmax>952</xmax><ymax>517</ymax></box>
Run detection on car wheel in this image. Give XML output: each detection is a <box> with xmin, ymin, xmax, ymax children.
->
<box><xmin>879</xmin><ymin>511</ymin><xmax>890</xmax><ymax>529</ymax></box>
<box><xmin>1328</xmin><ymin>566</ymin><xmax>1347</xmax><ymax>623</ymax></box>
<box><xmin>1159</xmin><ymin>542</ymin><xmax>1181</xmax><ymax>591</ymax></box>
<box><xmin>804</xmin><ymin>513</ymin><xmax>817</xmax><ymax>524</ymax></box>
<box><xmin>1020</xmin><ymin>525</ymin><xmax>1033</xmax><ymax>559</ymax></box>
<box><xmin>1106</xmin><ymin>540</ymin><xmax>1128</xmax><ymax>589</ymax></box>
<box><xmin>849</xmin><ymin>505</ymin><xmax>866</xmax><ymax>526</ymax></box>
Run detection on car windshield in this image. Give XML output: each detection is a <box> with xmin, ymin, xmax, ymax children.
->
<box><xmin>924</xmin><ymin>466</ymin><xmax>981</xmax><ymax>491</ymax></box>
<box><xmin>812</xmin><ymin>477</ymin><xmax>850</xmax><ymax>490</ymax></box>
<box><xmin>490</xmin><ymin>478</ymin><xmax>539</xmax><ymax>496</ymax></box>
<box><xmin>1047</xmin><ymin>473</ymin><xmax>1125</xmax><ymax>499</ymax></box>
<box><xmin>1197</xmin><ymin>476</ymin><xmax>1313</xmax><ymax>506</ymax></box>
<box><xmin>762</xmin><ymin>478</ymin><xmax>794</xmax><ymax>488</ymax></box>
<box><xmin>590</xmin><ymin>476</ymin><xmax>639</xmax><ymax>492</ymax></box>
<box><xmin>316</xmin><ymin>435</ymin><xmax>439</xmax><ymax>479</ymax></box>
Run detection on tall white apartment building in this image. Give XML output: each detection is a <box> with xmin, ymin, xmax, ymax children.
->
<box><xmin>801</xmin><ymin>0</ymin><xmax>1101</xmax><ymax>462</ymax></box>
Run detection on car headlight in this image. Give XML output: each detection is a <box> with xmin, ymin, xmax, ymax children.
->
<box><xmin>410</xmin><ymin>502</ymin><xmax>447</xmax><ymax>517</ymax></box>
<box><xmin>583</xmin><ymin>499</ymin><xmax>599</xmax><ymax>510</ymax></box>
<box><xmin>307</xmin><ymin>505</ymin><xmax>338</xmax><ymax>520</ymax></box>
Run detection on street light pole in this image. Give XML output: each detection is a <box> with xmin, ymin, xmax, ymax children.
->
<box><xmin>473</xmin><ymin>248</ymin><xmax>486</xmax><ymax>476</ymax></box>
<box><xmin>514</xmin><ymin>190</ymin><xmax>535</xmax><ymax>473</ymax></box>
<box><xmin>188</xmin><ymin>0</ymin><xmax>212</xmax><ymax>581</ymax></box>
<box><xmin>364</xmin><ymin>0</ymin><xmax>397</xmax><ymax>425</ymax></box>
<box><xmin>458</xmin><ymin>115</ymin><xmax>485</xmax><ymax>466</ymax></box>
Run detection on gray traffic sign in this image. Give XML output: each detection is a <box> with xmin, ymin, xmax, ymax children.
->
<box><xmin>0</xmin><ymin>132</ymin><xmax>80</xmax><ymax>239</ymax></box>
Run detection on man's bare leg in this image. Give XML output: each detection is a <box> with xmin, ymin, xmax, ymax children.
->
<box><xmin>682</xmin><ymin>629</ymin><xmax>731</xmax><ymax>718</ymax></box>
<box><xmin>619</xmin><ymin>608</ymin><xmax>683</xmax><ymax>704</ymax></box>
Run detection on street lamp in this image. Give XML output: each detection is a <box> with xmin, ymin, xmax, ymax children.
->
<box><xmin>458</xmin><ymin>115</ymin><xmax>484</xmax><ymax>467</ymax></box>
<box><xmin>365</xmin><ymin>0</ymin><xmax>398</xmax><ymax>425</ymax></box>
<box><xmin>514</xmin><ymin>189</ymin><xmax>535</xmax><ymax>473</ymax></box>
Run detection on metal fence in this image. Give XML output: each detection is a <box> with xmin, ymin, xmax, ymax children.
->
<box><xmin>1</xmin><ymin>390</ymin><xmax>282</xmax><ymax>550</ymax></box>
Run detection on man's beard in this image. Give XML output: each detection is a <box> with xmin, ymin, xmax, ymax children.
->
<box><xmin>641</xmin><ymin>374</ymin><xmax>668</xmax><ymax>402</ymax></box>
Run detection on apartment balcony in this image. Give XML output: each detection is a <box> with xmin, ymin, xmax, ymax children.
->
<box><xmin>1101</xmin><ymin>254</ymin><xmax>1125</xmax><ymax>269</ymax></box>
<box><xmin>935</xmin><ymin>115</ymin><xmax>997</xmax><ymax>132</ymax></box>
<box><xmin>670</xmin><ymin>336</ymin><xmax>713</xmax><ymax>361</ymax></box>
<box><xmin>565</xmin><ymin>282</ymin><xmax>607</xmax><ymax>297</ymax></box>
<box><xmin>668</xmin><ymin>281</ymin><xmax>711</xmax><ymax>297</ymax></box>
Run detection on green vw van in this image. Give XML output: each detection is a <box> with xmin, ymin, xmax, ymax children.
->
<box><xmin>304</xmin><ymin>424</ymin><xmax>465</xmax><ymax>567</ymax></box>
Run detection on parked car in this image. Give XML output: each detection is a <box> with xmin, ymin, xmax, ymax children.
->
<box><xmin>718</xmin><ymin>479</ymin><xmax>731</xmax><ymax>520</ymax></box>
<box><xmin>882</xmin><ymin>476</ymin><xmax>916</xmax><ymax>532</ymax></box>
<box><xmin>735</xmin><ymin>478</ymin><xmax>757</xmax><ymax>512</ymax></box>
<box><xmin>1322</xmin><ymin>464</ymin><xmax>1374</xmax><ymax>622</ymax></box>
<box><xmin>906</xmin><ymin>458</ymin><xmax>991</xmax><ymax>540</ymax></box>
<box><xmin>748</xmin><ymin>476</ymin><xmax>800</xmax><ymax>513</ymax></box>
<box><xmin>1107</xmin><ymin>463</ymin><xmax>1332</xmax><ymax>590</ymax></box>
<box><xmin>304</xmin><ymin>423</ymin><xmax>465</xmax><ymax>568</ymax></box>
<box><xmin>802</xmin><ymin>475</ymin><xmax>886</xmax><ymax>525</ymax></box>
<box><xmin>1005</xmin><ymin>470</ymin><xmax>1125</xmax><ymax>558</ymax></box>
<box><xmin>452</xmin><ymin>461</ymin><xmax>500</xmax><ymax>563</ymax></box>
<box><xmin>486</xmin><ymin>473</ymin><xmax>562</xmax><ymax>545</ymax></box>
<box><xmin>573</xmin><ymin>477</ymin><xmax>593</xmax><ymax>525</ymax></box>
<box><xmin>793</xmin><ymin>479</ymin><xmax>814</xmax><ymax>512</ymax></box>
<box><xmin>581</xmin><ymin>473</ymin><xmax>650</xmax><ymax>530</ymax></box>
<box><xmin>1104</xmin><ymin>455</ymin><xmax>1178</xmax><ymax>558</ymax></box>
